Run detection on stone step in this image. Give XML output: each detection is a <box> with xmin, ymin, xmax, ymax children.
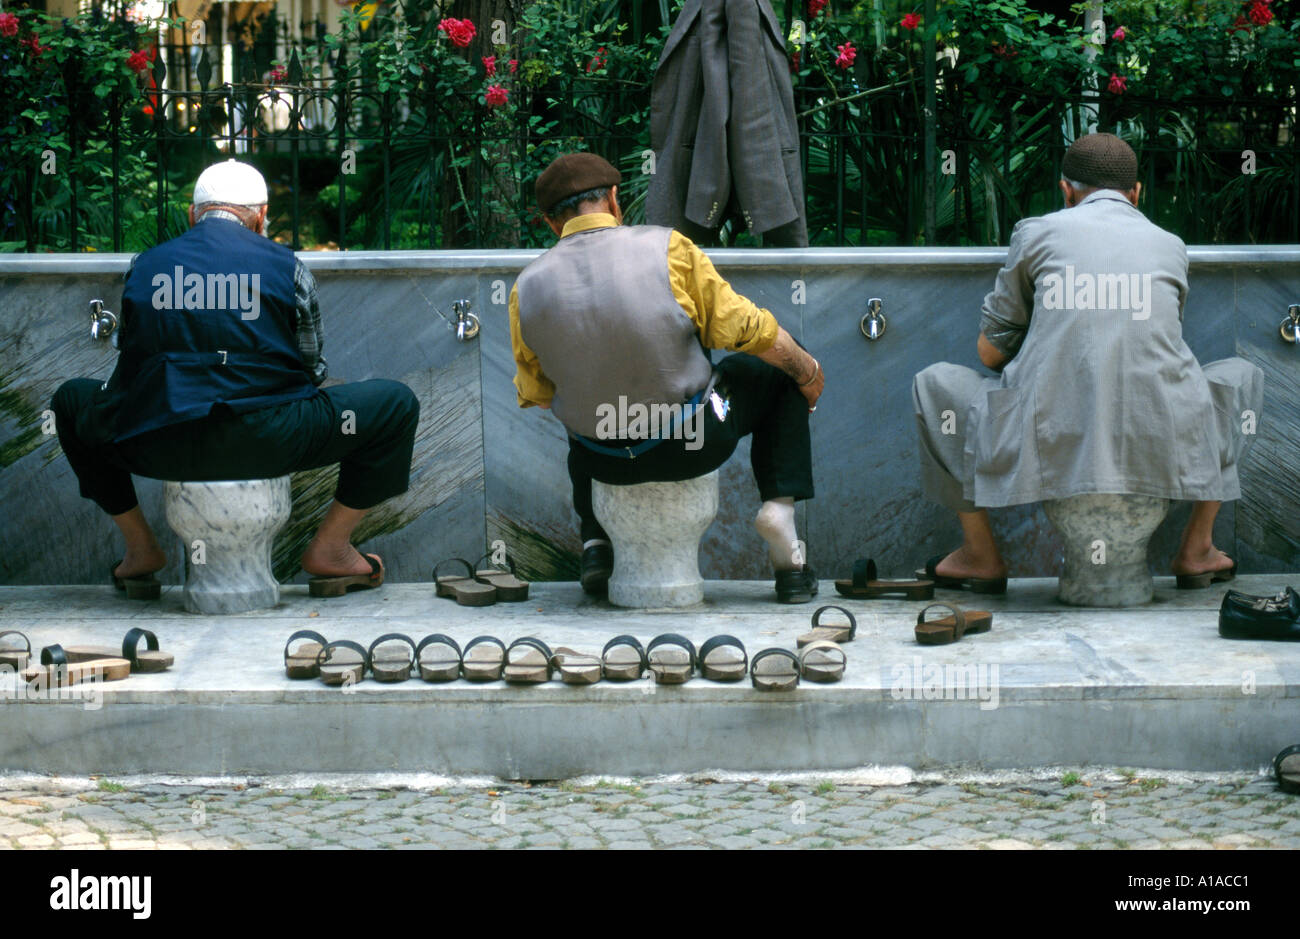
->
<box><xmin>1</xmin><ymin>578</ymin><xmax>1296</xmax><ymax>778</ymax></box>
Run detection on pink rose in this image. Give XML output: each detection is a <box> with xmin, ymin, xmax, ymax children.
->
<box><xmin>0</xmin><ymin>13</ymin><xmax>18</xmax><ymax>38</ymax></box>
<box><xmin>437</xmin><ymin>17</ymin><xmax>476</xmax><ymax>48</ymax></box>
<box><xmin>808</xmin><ymin>0</ymin><xmax>827</xmax><ymax>17</ymax></box>
<box><xmin>482</xmin><ymin>55</ymin><xmax>496</xmax><ymax>76</ymax></box>
<box><xmin>1248</xmin><ymin>0</ymin><xmax>1273</xmax><ymax>27</ymax></box>
<box><xmin>1107</xmin><ymin>72</ymin><xmax>1127</xmax><ymax>94</ymax></box>
<box><xmin>268</xmin><ymin>65</ymin><xmax>288</xmax><ymax>83</ymax></box>
<box><xmin>484</xmin><ymin>84</ymin><xmax>509</xmax><ymax>108</ymax></box>
<box><xmin>508</xmin><ymin>58</ymin><xmax>518</xmax><ymax>74</ymax></box>
<box><xmin>834</xmin><ymin>41</ymin><xmax>856</xmax><ymax>70</ymax></box>
<box><xmin>901</xmin><ymin>12</ymin><xmax>921</xmax><ymax>31</ymax></box>
<box><xmin>1111</xmin><ymin>27</ymin><xmax>1125</xmax><ymax>41</ymax></box>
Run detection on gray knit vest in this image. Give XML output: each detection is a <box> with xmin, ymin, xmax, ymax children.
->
<box><xmin>516</xmin><ymin>224</ymin><xmax>714</xmax><ymax>439</ymax></box>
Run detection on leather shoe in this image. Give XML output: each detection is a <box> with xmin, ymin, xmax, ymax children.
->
<box><xmin>775</xmin><ymin>565</ymin><xmax>819</xmax><ymax>604</ymax></box>
<box><xmin>1218</xmin><ymin>586</ymin><xmax>1300</xmax><ymax>640</ymax></box>
<box><xmin>580</xmin><ymin>543</ymin><xmax>614</xmax><ymax>595</ymax></box>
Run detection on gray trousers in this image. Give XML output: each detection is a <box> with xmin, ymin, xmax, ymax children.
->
<box><xmin>912</xmin><ymin>358</ymin><xmax>1263</xmax><ymax>513</ymax></box>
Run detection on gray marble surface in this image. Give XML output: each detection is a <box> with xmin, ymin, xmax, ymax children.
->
<box><xmin>1044</xmin><ymin>494</ymin><xmax>1170</xmax><ymax>607</ymax></box>
<box><xmin>1</xmin><ymin>251</ymin><xmax>1296</xmax><ymax>587</ymax></box>
<box><xmin>594</xmin><ymin>472</ymin><xmax>719</xmax><ymax>608</ymax></box>
<box><xmin>164</xmin><ymin>478</ymin><xmax>291</xmax><ymax>614</ymax></box>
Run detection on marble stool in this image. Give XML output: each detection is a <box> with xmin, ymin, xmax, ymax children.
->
<box><xmin>592</xmin><ymin>471</ymin><xmax>719</xmax><ymax>608</ymax></box>
<box><xmin>1042</xmin><ymin>494</ymin><xmax>1171</xmax><ymax>607</ymax></box>
<box><xmin>163</xmin><ymin>477</ymin><xmax>292</xmax><ymax>614</ymax></box>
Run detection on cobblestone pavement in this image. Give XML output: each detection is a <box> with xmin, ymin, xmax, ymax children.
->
<box><xmin>1</xmin><ymin>771</ymin><xmax>1296</xmax><ymax>849</ymax></box>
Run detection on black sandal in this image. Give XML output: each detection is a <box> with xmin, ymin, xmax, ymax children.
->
<box><xmin>473</xmin><ymin>554</ymin><xmax>530</xmax><ymax>602</ymax></box>
<box><xmin>285</xmin><ymin>629</ymin><xmax>329</xmax><ymax>679</ymax></box>
<box><xmin>646</xmin><ymin>633</ymin><xmax>697</xmax><ymax>684</ymax></box>
<box><xmin>916</xmin><ymin>554</ymin><xmax>1007</xmax><ymax>595</ymax></box>
<box><xmin>836</xmin><ymin>558</ymin><xmax>934</xmax><ymax>599</ymax></box>
<box><xmin>751</xmin><ymin>648</ymin><xmax>800</xmax><ymax>691</ymax></box>
<box><xmin>367</xmin><ymin>633</ymin><xmax>417</xmax><ymax>683</ymax></box>
<box><xmin>416</xmin><ymin>634</ymin><xmax>462</xmax><ymax>682</ymax></box>
<box><xmin>1275</xmin><ymin>744</ymin><xmax>1300</xmax><ymax>794</ymax></box>
<box><xmin>315</xmin><ymin>640</ymin><xmax>369</xmax><ymax>686</ymax></box>
<box><xmin>0</xmin><ymin>630</ymin><xmax>32</xmax><ymax>670</ymax></box>
<box><xmin>309</xmin><ymin>553</ymin><xmax>384</xmax><ymax>598</ymax></box>
<box><xmin>503</xmin><ymin>637</ymin><xmax>554</xmax><ymax>683</ymax></box>
<box><xmin>698</xmin><ymin>635</ymin><xmax>748</xmax><ymax>682</ymax></box>
<box><xmin>462</xmin><ymin>636</ymin><xmax>507</xmax><ymax>681</ymax></box>
<box><xmin>433</xmin><ymin>558</ymin><xmax>497</xmax><ymax>606</ymax></box>
<box><xmin>110</xmin><ymin>560</ymin><xmax>161</xmax><ymax>600</ymax></box>
<box><xmin>64</xmin><ymin>627</ymin><xmax>173</xmax><ymax>673</ymax></box>
<box><xmin>601</xmin><ymin>635</ymin><xmax>648</xmax><ymax>681</ymax></box>
<box><xmin>914</xmin><ymin>601</ymin><xmax>994</xmax><ymax>645</ymax></box>
<box><xmin>797</xmin><ymin>605</ymin><xmax>857</xmax><ymax>647</ymax></box>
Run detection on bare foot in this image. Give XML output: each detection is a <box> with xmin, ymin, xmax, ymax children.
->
<box><xmin>114</xmin><ymin>547</ymin><xmax>166</xmax><ymax>580</ymax></box>
<box><xmin>1171</xmin><ymin>545</ymin><xmax>1234</xmax><ymax>577</ymax></box>
<box><xmin>301</xmin><ymin>541</ymin><xmax>382</xmax><ymax>579</ymax></box>
<box><xmin>934</xmin><ymin>545</ymin><xmax>1008</xmax><ymax>581</ymax></box>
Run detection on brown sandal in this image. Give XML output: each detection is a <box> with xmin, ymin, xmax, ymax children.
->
<box><xmin>797</xmin><ymin>606</ymin><xmax>857</xmax><ymax>647</ymax></box>
<box><xmin>0</xmin><ymin>630</ymin><xmax>32</xmax><ymax>670</ymax></box>
<box><xmin>63</xmin><ymin>628</ymin><xmax>173</xmax><ymax>673</ymax></box>
<box><xmin>309</xmin><ymin>553</ymin><xmax>384</xmax><ymax>598</ymax></box>
<box><xmin>284</xmin><ymin>629</ymin><xmax>328</xmax><ymax>679</ymax></box>
<box><xmin>914</xmin><ymin>601</ymin><xmax>993</xmax><ymax>646</ymax></box>
<box><xmin>22</xmin><ymin>645</ymin><xmax>131</xmax><ymax>688</ymax></box>
<box><xmin>433</xmin><ymin>558</ymin><xmax>497</xmax><ymax>606</ymax></box>
<box><xmin>836</xmin><ymin>558</ymin><xmax>934</xmax><ymax>599</ymax></box>
<box><xmin>474</xmin><ymin>554</ymin><xmax>530</xmax><ymax>602</ymax></box>
<box><xmin>110</xmin><ymin>560</ymin><xmax>161</xmax><ymax>600</ymax></box>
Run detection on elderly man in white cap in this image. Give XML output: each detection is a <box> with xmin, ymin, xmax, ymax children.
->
<box><xmin>51</xmin><ymin>160</ymin><xmax>419</xmax><ymax>597</ymax></box>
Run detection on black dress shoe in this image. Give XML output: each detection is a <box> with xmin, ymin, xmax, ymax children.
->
<box><xmin>1218</xmin><ymin>586</ymin><xmax>1300</xmax><ymax>640</ymax></box>
<box><xmin>580</xmin><ymin>543</ymin><xmax>614</xmax><ymax>595</ymax></box>
<box><xmin>775</xmin><ymin>565</ymin><xmax>819</xmax><ymax>604</ymax></box>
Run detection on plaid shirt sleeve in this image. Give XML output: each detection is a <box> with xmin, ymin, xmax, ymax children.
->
<box><xmin>293</xmin><ymin>259</ymin><xmax>328</xmax><ymax>385</ymax></box>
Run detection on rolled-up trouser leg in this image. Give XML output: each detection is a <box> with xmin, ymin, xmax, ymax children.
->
<box><xmin>912</xmin><ymin>362</ymin><xmax>990</xmax><ymax>514</ymax></box>
<box><xmin>315</xmin><ymin>380</ymin><xmax>420</xmax><ymax>510</ymax></box>
<box><xmin>51</xmin><ymin>378</ymin><xmax>140</xmax><ymax>516</ymax></box>
<box><xmin>1200</xmin><ymin>357</ymin><xmax>1265</xmax><ymax>499</ymax></box>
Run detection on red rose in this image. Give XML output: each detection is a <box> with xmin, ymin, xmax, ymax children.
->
<box><xmin>1107</xmin><ymin>72</ymin><xmax>1127</xmax><ymax>94</ymax></box>
<box><xmin>482</xmin><ymin>55</ymin><xmax>496</xmax><ymax>76</ymax></box>
<box><xmin>1228</xmin><ymin>14</ymin><xmax>1252</xmax><ymax>34</ymax></box>
<box><xmin>586</xmin><ymin>45</ymin><xmax>607</xmax><ymax>73</ymax></box>
<box><xmin>1248</xmin><ymin>0</ymin><xmax>1273</xmax><ymax>26</ymax></box>
<box><xmin>808</xmin><ymin>0</ymin><xmax>827</xmax><ymax>17</ymax></box>
<box><xmin>484</xmin><ymin>84</ymin><xmax>509</xmax><ymax>108</ymax></box>
<box><xmin>1111</xmin><ymin>27</ymin><xmax>1125</xmax><ymax>41</ymax></box>
<box><xmin>126</xmin><ymin>50</ymin><xmax>150</xmax><ymax>74</ymax></box>
<box><xmin>0</xmin><ymin>13</ymin><xmax>18</xmax><ymax>38</ymax></box>
<box><xmin>268</xmin><ymin>65</ymin><xmax>288</xmax><ymax>83</ymax></box>
<box><xmin>508</xmin><ymin>58</ymin><xmax>518</xmax><ymax>74</ymax></box>
<box><xmin>437</xmin><ymin>17</ymin><xmax>476</xmax><ymax>48</ymax></box>
<box><xmin>20</xmin><ymin>35</ymin><xmax>48</xmax><ymax>56</ymax></box>
<box><xmin>901</xmin><ymin>12</ymin><xmax>921</xmax><ymax>31</ymax></box>
<box><xmin>834</xmin><ymin>41</ymin><xmax>856</xmax><ymax>70</ymax></box>
<box><xmin>789</xmin><ymin>49</ymin><xmax>801</xmax><ymax>73</ymax></box>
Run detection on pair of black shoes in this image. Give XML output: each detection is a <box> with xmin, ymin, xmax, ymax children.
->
<box><xmin>1218</xmin><ymin>586</ymin><xmax>1300</xmax><ymax>641</ymax></box>
<box><xmin>580</xmin><ymin>543</ymin><xmax>818</xmax><ymax>604</ymax></box>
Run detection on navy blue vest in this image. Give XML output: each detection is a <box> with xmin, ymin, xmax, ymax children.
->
<box><xmin>108</xmin><ymin>217</ymin><xmax>318</xmax><ymax>442</ymax></box>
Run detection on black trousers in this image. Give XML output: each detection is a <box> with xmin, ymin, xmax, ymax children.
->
<box><xmin>568</xmin><ymin>353</ymin><xmax>814</xmax><ymax>542</ymax></box>
<box><xmin>52</xmin><ymin>378</ymin><xmax>419</xmax><ymax>515</ymax></box>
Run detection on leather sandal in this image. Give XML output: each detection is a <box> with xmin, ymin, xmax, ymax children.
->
<box><xmin>798</xmin><ymin>640</ymin><xmax>846</xmax><ymax>683</ymax></box>
<box><xmin>285</xmin><ymin>629</ymin><xmax>328</xmax><ymax>679</ymax></box>
<box><xmin>751</xmin><ymin>648</ymin><xmax>800</xmax><ymax>691</ymax></box>
<box><xmin>0</xmin><ymin>630</ymin><xmax>32</xmax><ymax>670</ymax></box>
<box><xmin>550</xmin><ymin>647</ymin><xmax>602</xmax><ymax>685</ymax></box>
<box><xmin>836</xmin><ymin>558</ymin><xmax>933</xmax><ymax>599</ymax></box>
<box><xmin>797</xmin><ymin>605</ymin><xmax>857</xmax><ymax>647</ymax></box>
<box><xmin>416</xmin><ymin>634</ymin><xmax>462</xmax><ymax>682</ymax></box>
<box><xmin>309</xmin><ymin>553</ymin><xmax>384</xmax><ymax>598</ymax></box>
<box><xmin>461</xmin><ymin>636</ymin><xmax>507</xmax><ymax>682</ymax></box>
<box><xmin>646</xmin><ymin>633</ymin><xmax>696</xmax><ymax>684</ymax></box>
<box><xmin>63</xmin><ymin>628</ymin><xmax>173</xmax><ymax>673</ymax></box>
<box><xmin>1175</xmin><ymin>563</ymin><xmax>1237</xmax><ymax>590</ymax></box>
<box><xmin>503</xmin><ymin>637</ymin><xmax>554</xmax><ymax>684</ymax></box>
<box><xmin>601</xmin><ymin>635</ymin><xmax>647</xmax><ymax>681</ymax></box>
<box><xmin>914</xmin><ymin>601</ymin><xmax>994</xmax><ymax>645</ymax></box>
<box><xmin>433</xmin><ymin>558</ymin><xmax>496</xmax><ymax>606</ymax></box>
<box><xmin>917</xmin><ymin>554</ymin><xmax>1007</xmax><ymax>595</ymax></box>
<box><xmin>698</xmin><ymin>635</ymin><xmax>748</xmax><ymax>682</ymax></box>
<box><xmin>1274</xmin><ymin>744</ymin><xmax>1300</xmax><ymax>794</ymax></box>
<box><xmin>110</xmin><ymin>560</ymin><xmax>161</xmax><ymax>600</ymax></box>
<box><xmin>367</xmin><ymin>633</ymin><xmax>417</xmax><ymax>683</ymax></box>
<box><xmin>22</xmin><ymin>644</ymin><xmax>131</xmax><ymax>688</ymax></box>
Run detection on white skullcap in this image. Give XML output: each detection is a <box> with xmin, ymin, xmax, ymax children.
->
<box><xmin>192</xmin><ymin>160</ymin><xmax>269</xmax><ymax>206</ymax></box>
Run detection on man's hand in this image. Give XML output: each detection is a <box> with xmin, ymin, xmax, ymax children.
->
<box><xmin>797</xmin><ymin>359</ymin><xmax>824</xmax><ymax>411</ymax></box>
<box><xmin>757</xmin><ymin>326</ymin><xmax>823</xmax><ymax>412</ymax></box>
<box><xmin>978</xmin><ymin>332</ymin><xmax>1011</xmax><ymax>372</ymax></box>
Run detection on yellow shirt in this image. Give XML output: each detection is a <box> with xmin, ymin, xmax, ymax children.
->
<box><xmin>509</xmin><ymin>213</ymin><xmax>780</xmax><ymax>408</ymax></box>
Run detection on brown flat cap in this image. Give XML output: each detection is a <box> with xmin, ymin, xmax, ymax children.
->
<box><xmin>535</xmin><ymin>152</ymin><xmax>622</xmax><ymax>214</ymax></box>
<box><xmin>1061</xmin><ymin>132</ymin><xmax>1137</xmax><ymax>192</ymax></box>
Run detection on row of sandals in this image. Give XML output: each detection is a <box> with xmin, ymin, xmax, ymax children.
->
<box><xmin>282</xmin><ymin>597</ymin><xmax>997</xmax><ymax>691</ymax></box>
<box><xmin>0</xmin><ymin>628</ymin><xmax>173</xmax><ymax>686</ymax></box>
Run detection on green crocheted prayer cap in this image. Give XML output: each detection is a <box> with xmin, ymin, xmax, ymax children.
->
<box><xmin>1061</xmin><ymin>132</ymin><xmax>1137</xmax><ymax>191</ymax></box>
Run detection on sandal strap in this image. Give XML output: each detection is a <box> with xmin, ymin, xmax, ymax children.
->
<box><xmin>432</xmin><ymin>557</ymin><xmax>476</xmax><ymax>581</ymax></box>
<box><xmin>416</xmin><ymin>634</ymin><xmax>462</xmax><ymax>662</ymax></box>
<box><xmin>646</xmin><ymin>633</ymin><xmax>697</xmax><ymax>667</ymax></box>
<box><xmin>315</xmin><ymin>639</ymin><xmax>370</xmax><ymax>671</ymax></box>
<box><xmin>698</xmin><ymin>634</ymin><xmax>747</xmax><ymax>670</ymax></box>
<box><xmin>851</xmin><ymin>558</ymin><xmax>877</xmax><ymax>588</ymax></box>
<box><xmin>811</xmin><ymin>605</ymin><xmax>857</xmax><ymax>638</ymax></box>
<box><xmin>601</xmin><ymin>635</ymin><xmax>647</xmax><ymax>672</ymax></box>
<box><xmin>473</xmin><ymin>552</ymin><xmax>516</xmax><ymax>575</ymax></box>
<box><xmin>464</xmin><ymin>635</ymin><xmax>507</xmax><ymax>657</ymax></box>
<box><xmin>121</xmin><ymin>627</ymin><xmax>159</xmax><ymax>668</ymax></box>
<box><xmin>751</xmin><ymin>647</ymin><xmax>800</xmax><ymax>670</ymax></box>
<box><xmin>40</xmin><ymin>644</ymin><xmax>69</xmax><ymax>669</ymax></box>
<box><xmin>798</xmin><ymin>640</ymin><xmax>847</xmax><ymax>663</ymax></box>
<box><xmin>284</xmin><ymin>629</ymin><xmax>329</xmax><ymax>663</ymax></box>
<box><xmin>506</xmin><ymin>637</ymin><xmax>555</xmax><ymax>677</ymax></box>
<box><xmin>1275</xmin><ymin>744</ymin><xmax>1300</xmax><ymax>778</ymax></box>
<box><xmin>367</xmin><ymin>633</ymin><xmax>417</xmax><ymax>665</ymax></box>
<box><xmin>917</xmin><ymin>601</ymin><xmax>966</xmax><ymax>630</ymax></box>
<box><xmin>0</xmin><ymin>630</ymin><xmax>31</xmax><ymax>654</ymax></box>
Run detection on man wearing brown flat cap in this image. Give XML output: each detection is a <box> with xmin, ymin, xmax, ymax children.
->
<box><xmin>912</xmin><ymin>132</ymin><xmax>1264</xmax><ymax>592</ymax></box>
<box><xmin>509</xmin><ymin>152</ymin><xmax>823</xmax><ymax>602</ymax></box>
